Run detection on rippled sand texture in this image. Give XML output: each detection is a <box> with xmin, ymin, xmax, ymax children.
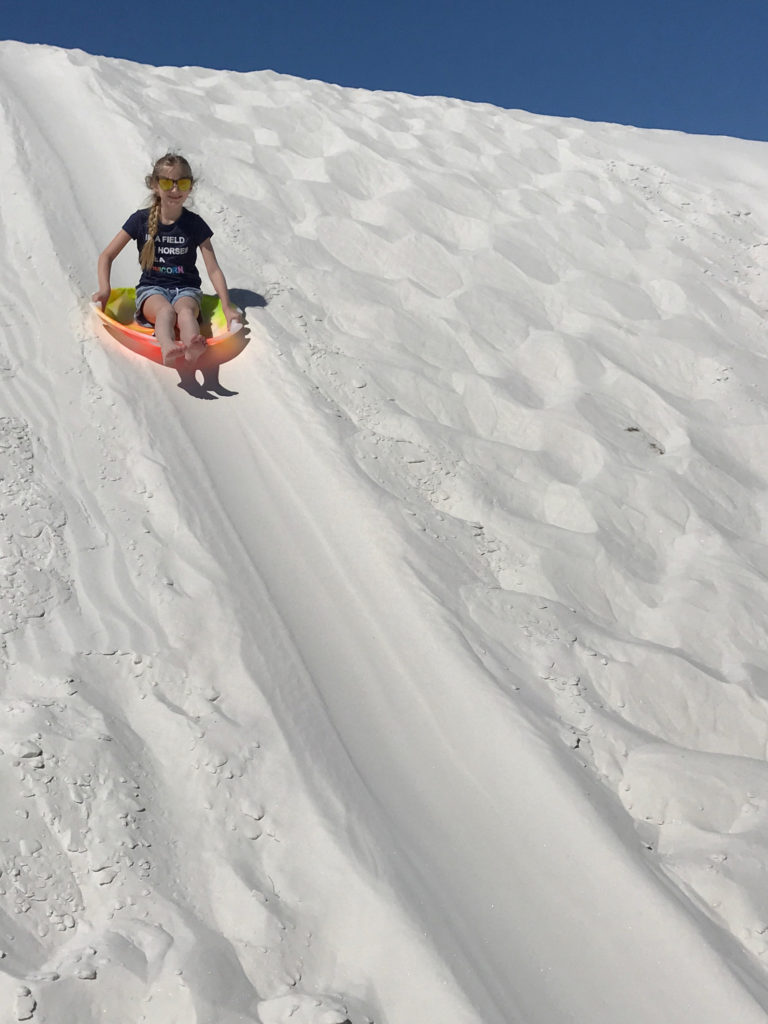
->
<box><xmin>2</xmin><ymin>39</ymin><xmax>768</xmax><ymax>1024</ymax></box>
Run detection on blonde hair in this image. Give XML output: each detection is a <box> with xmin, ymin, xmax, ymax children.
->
<box><xmin>139</xmin><ymin>154</ymin><xmax>194</xmax><ymax>271</ymax></box>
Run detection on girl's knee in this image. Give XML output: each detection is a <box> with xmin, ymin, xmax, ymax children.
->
<box><xmin>175</xmin><ymin>301</ymin><xmax>200</xmax><ymax>322</ymax></box>
<box><xmin>142</xmin><ymin>295</ymin><xmax>174</xmax><ymax>324</ymax></box>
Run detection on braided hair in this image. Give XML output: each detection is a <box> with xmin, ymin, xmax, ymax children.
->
<box><xmin>139</xmin><ymin>154</ymin><xmax>194</xmax><ymax>271</ymax></box>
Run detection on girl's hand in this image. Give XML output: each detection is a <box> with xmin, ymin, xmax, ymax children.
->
<box><xmin>223</xmin><ymin>305</ymin><xmax>242</xmax><ymax>331</ymax></box>
<box><xmin>92</xmin><ymin>289</ymin><xmax>111</xmax><ymax>310</ymax></box>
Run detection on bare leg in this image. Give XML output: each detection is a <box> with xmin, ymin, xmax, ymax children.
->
<box><xmin>174</xmin><ymin>297</ymin><xmax>207</xmax><ymax>363</ymax></box>
<box><xmin>142</xmin><ymin>295</ymin><xmax>184</xmax><ymax>365</ymax></box>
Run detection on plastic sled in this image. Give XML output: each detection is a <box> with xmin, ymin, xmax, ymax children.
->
<box><xmin>92</xmin><ymin>287</ymin><xmax>245</xmax><ymax>366</ymax></box>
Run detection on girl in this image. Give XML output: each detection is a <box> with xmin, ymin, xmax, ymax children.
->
<box><xmin>94</xmin><ymin>153</ymin><xmax>239</xmax><ymax>367</ymax></box>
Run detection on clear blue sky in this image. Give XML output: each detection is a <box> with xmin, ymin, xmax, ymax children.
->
<box><xmin>6</xmin><ymin>0</ymin><xmax>768</xmax><ymax>141</ymax></box>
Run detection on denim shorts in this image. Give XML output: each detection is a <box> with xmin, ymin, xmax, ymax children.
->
<box><xmin>135</xmin><ymin>285</ymin><xmax>203</xmax><ymax>326</ymax></box>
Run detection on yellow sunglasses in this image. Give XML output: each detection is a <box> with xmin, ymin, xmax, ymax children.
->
<box><xmin>157</xmin><ymin>176</ymin><xmax>193</xmax><ymax>192</ymax></box>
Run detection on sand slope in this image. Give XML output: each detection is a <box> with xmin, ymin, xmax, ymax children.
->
<box><xmin>2</xmin><ymin>39</ymin><xmax>768</xmax><ymax>1023</ymax></box>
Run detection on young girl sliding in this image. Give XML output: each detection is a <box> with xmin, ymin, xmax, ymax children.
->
<box><xmin>94</xmin><ymin>153</ymin><xmax>239</xmax><ymax>367</ymax></box>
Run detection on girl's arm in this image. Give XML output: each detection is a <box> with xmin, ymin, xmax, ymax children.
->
<box><xmin>200</xmin><ymin>238</ymin><xmax>240</xmax><ymax>328</ymax></box>
<box><xmin>93</xmin><ymin>230</ymin><xmax>132</xmax><ymax>308</ymax></box>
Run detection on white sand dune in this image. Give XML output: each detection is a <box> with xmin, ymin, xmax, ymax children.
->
<box><xmin>2</xmin><ymin>38</ymin><xmax>768</xmax><ymax>1024</ymax></box>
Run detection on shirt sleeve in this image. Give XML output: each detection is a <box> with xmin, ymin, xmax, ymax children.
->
<box><xmin>194</xmin><ymin>214</ymin><xmax>213</xmax><ymax>245</ymax></box>
<box><xmin>122</xmin><ymin>210</ymin><xmax>145</xmax><ymax>239</ymax></box>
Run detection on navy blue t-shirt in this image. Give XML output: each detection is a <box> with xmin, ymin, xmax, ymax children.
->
<box><xmin>122</xmin><ymin>207</ymin><xmax>213</xmax><ymax>289</ymax></box>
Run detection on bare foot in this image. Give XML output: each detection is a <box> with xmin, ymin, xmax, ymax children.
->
<box><xmin>184</xmin><ymin>334</ymin><xmax>208</xmax><ymax>363</ymax></box>
<box><xmin>162</xmin><ymin>344</ymin><xmax>185</xmax><ymax>366</ymax></box>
